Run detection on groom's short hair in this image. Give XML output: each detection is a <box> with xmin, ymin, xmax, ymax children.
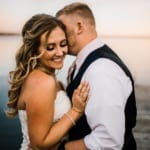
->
<box><xmin>56</xmin><ymin>2</ymin><xmax>96</xmax><ymax>27</ymax></box>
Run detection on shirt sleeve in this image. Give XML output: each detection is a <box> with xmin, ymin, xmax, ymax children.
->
<box><xmin>82</xmin><ymin>59</ymin><xmax>132</xmax><ymax>150</ymax></box>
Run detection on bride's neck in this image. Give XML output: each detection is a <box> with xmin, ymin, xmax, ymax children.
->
<box><xmin>36</xmin><ymin>63</ymin><xmax>55</xmax><ymax>76</ymax></box>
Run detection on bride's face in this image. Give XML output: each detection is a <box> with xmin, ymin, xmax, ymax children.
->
<box><xmin>38</xmin><ymin>26</ymin><xmax>68</xmax><ymax>70</ymax></box>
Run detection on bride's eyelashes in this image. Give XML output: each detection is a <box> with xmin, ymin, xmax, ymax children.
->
<box><xmin>46</xmin><ymin>40</ymin><xmax>68</xmax><ymax>51</ymax></box>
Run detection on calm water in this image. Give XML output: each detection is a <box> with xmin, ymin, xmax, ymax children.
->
<box><xmin>0</xmin><ymin>76</ymin><xmax>22</xmax><ymax>149</ymax></box>
<box><xmin>0</xmin><ymin>35</ymin><xmax>150</xmax><ymax>149</ymax></box>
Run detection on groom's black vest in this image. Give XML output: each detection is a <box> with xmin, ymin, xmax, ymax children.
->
<box><xmin>66</xmin><ymin>45</ymin><xmax>137</xmax><ymax>150</ymax></box>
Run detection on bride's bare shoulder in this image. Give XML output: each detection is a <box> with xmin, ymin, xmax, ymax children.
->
<box><xmin>25</xmin><ymin>69</ymin><xmax>56</xmax><ymax>89</ymax></box>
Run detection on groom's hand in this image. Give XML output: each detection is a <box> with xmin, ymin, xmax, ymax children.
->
<box><xmin>65</xmin><ymin>139</ymin><xmax>87</xmax><ymax>150</ymax></box>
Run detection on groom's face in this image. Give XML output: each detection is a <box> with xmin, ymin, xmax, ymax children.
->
<box><xmin>58</xmin><ymin>14</ymin><xmax>79</xmax><ymax>56</ymax></box>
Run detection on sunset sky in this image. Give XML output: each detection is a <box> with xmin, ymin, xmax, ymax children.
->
<box><xmin>0</xmin><ymin>0</ymin><xmax>150</xmax><ymax>85</ymax></box>
<box><xmin>0</xmin><ymin>0</ymin><xmax>150</xmax><ymax>37</ymax></box>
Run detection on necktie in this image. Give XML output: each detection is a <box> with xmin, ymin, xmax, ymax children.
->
<box><xmin>67</xmin><ymin>60</ymin><xmax>76</xmax><ymax>84</ymax></box>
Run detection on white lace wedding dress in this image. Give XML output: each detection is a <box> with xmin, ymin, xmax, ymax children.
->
<box><xmin>18</xmin><ymin>90</ymin><xmax>71</xmax><ymax>150</ymax></box>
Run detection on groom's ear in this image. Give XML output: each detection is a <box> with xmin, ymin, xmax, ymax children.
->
<box><xmin>76</xmin><ymin>21</ymin><xmax>84</xmax><ymax>35</ymax></box>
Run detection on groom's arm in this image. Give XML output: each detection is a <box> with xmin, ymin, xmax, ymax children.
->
<box><xmin>65</xmin><ymin>139</ymin><xmax>87</xmax><ymax>150</ymax></box>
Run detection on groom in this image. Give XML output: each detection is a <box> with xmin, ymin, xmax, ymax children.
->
<box><xmin>56</xmin><ymin>2</ymin><xmax>137</xmax><ymax>150</ymax></box>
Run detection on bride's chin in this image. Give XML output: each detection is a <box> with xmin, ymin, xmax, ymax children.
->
<box><xmin>56</xmin><ymin>63</ymin><xmax>64</xmax><ymax>69</ymax></box>
<box><xmin>56</xmin><ymin>66</ymin><xmax>63</xmax><ymax>70</ymax></box>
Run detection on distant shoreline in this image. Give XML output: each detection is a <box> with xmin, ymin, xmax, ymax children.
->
<box><xmin>0</xmin><ymin>33</ymin><xmax>20</xmax><ymax>36</ymax></box>
<box><xmin>1</xmin><ymin>33</ymin><xmax>150</xmax><ymax>39</ymax></box>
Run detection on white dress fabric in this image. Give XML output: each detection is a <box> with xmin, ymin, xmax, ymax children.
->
<box><xmin>18</xmin><ymin>90</ymin><xmax>71</xmax><ymax>150</ymax></box>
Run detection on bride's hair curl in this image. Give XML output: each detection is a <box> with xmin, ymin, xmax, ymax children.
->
<box><xmin>6</xmin><ymin>14</ymin><xmax>67</xmax><ymax>117</ymax></box>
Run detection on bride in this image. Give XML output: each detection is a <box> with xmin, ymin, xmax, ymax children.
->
<box><xmin>6</xmin><ymin>14</ymin><xmax>89</xmax><ymax>150</ymax></box>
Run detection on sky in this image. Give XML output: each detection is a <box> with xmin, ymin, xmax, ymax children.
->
<box><xmin>0</xmin><ymin>0</ymin><xmax>150</xmax><ymax>86</ymax></box>
<box><xmin>0</xmin><ymin>0</ymin><xmax>150</xmax><ymax>37</ymax></box>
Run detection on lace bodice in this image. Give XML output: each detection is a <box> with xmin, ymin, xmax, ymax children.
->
<box><xmin>18</xmin><ymin>90</ymin><xmax>71</xmax><ymax>150</ymax></box>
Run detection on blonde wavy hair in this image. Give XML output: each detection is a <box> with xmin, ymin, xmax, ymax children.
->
<box><xmin>6</xmin><ymin>14</ymin><xmax>67</xmax><ymax>117</ymax></box>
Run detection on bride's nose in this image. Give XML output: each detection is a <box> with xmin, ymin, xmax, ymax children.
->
<box><xmin>55</xmin><ymin>45</ymin><xmax>67</xmax><ymax>56</ymax></box>
<box><xmin>55</xmin><ymin>46</ymin><xmax>64</xmax><ymax>56</ymax></box>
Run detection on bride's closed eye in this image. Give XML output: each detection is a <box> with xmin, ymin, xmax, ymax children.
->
<box><xmin>46</xmin><ymin>40</ymin><xmax>68</xmax><ymax>51</ymax></box>
<box><xmin>60</xmin><ymin>40</ymin><xmax>68</xmax><ymax>47</ymax></box>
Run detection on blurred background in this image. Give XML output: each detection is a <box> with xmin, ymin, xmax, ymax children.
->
<box><xmin>0</xmin><ymin>0</ymin><xmax>150</xmax><ymax>149</ymax></box>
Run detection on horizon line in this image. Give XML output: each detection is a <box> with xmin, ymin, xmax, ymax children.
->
<box><xmin>0</xmin><ymin>32</ymin><xmax>150</xmax><ymax>39</ymax></box>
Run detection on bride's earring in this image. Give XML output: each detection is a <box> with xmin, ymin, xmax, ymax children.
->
<box><xmin>32</xmin><ymin>59</ymin><xmax>37</xmax><ymax>69</ymax></box>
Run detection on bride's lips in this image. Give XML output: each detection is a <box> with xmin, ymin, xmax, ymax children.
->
<box><xmin>51</xmin><ymin>56</ymin><xmax>65</xmax><ymax>62</ymax></box>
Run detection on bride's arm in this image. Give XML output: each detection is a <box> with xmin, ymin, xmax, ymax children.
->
<box><xmin>25</xmin><ymin>72</ymin><xmax>89</xmax><ymax>150</ymax></box>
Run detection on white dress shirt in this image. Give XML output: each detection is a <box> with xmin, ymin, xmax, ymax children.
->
<box><xmin>74</xmin><ymin>37</ymin><xmax>132</xmax><ymax>150</ymax></box>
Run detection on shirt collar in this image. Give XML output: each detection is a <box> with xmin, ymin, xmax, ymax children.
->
<box><xmin>75</xmin><ymin>37</ymin><xmax>104</xmax><ymax>72</ymax></box>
